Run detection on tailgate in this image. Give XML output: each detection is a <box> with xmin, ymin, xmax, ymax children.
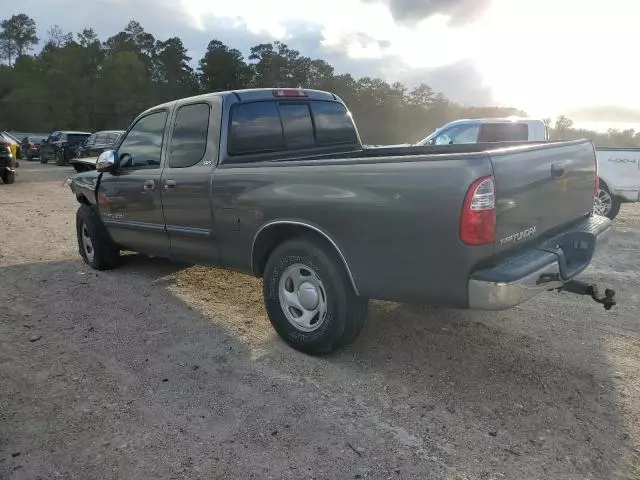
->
<box><xmin>490</xmin><ymin>140</ymin><xmax>596</xmax><ymax>253</ymax></box>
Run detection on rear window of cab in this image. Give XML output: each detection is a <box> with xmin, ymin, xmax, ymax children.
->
<box><xmin>228</xmin><ymin>100</ymin><xmax>358</xmax><ymax>156</ymax></box>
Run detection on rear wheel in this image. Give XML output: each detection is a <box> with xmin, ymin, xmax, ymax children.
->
<box><xmin>0</xmin><ymin>169</ymin><xmax>15</xmax><ymax>184</ymax></box>
<box><xmin>593</xmin><ymin>182</ymin><xmax>621</xmax><ymax>220</ymax></box>
<box><xmin>262</xmin><ymin>235</ymin><xmax>368</xmax><ymax>355</ymax></box>
<box><xmin>76</xmin><ymin>204</ymin><xmax>121</xmax><ymax>270</ymax></box>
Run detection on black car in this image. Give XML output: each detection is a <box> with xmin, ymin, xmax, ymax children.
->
<box><xmin>20</xmin><ymin>135</ymin><xmax>47</xmax><ymax>160</ymax></box>
<box><xmin>40</xmin><ymin>131</ymin><xmax>92</xmax><ymax>166</ymax></box>
<box><xmin>74</xmin><ymin>130</ymin><xmax>124</xmax><ymax>159</ymax></box>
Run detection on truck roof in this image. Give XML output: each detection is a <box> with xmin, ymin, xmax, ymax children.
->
<box><xmin>140</xmin><ymin>88</ymin><xmax>341</xmax><ymax>116</ymax></box>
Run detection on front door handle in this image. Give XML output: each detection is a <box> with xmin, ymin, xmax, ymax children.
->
<box><xmin>551</xmin><ymin>162</ymin><xmax>566</xmax><ymax>178</ymax></box>
<box><xmin>143</xmin><ymin>179</ymin><xmax>155</xmax><ymax>190</ymax></box>
<box><xmin>164</xmin><ymin>179</ymin><xmax>177</xmax><ymax>189</ymax></box>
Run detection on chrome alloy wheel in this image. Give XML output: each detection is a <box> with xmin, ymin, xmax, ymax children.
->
<box><xmin>593</xmin><ymin>188</ymin><xmax>612</xmax><ymax>216</ymax></box>
<box><xmin>278</xmin><ymin>263</ymin><xmax>328</xmax><ymax>332</ymax></box>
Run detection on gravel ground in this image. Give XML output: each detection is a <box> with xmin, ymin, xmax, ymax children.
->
<box><xmin>1</xmin><ymin>162</ymin><xmax>639</xmax><ymax>479</ymax></box>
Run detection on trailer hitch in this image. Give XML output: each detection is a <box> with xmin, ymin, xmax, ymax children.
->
<box><xmin>557</xmin><ymin>279</ymin><xmax>616</xmax><ymax>310</ymax></box>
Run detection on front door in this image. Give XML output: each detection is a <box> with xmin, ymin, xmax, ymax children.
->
<box><xmin>41</xmin><ymin>132</ymin><xmax>59</xmax><ymax>162</ymax></box>
<box><xmin>98</xmin><ymin>109</ymin><xmax>171</xmax><ymax>257</ymax></box>
<box><xmin>160</xmin><ymin>101</ymin><xmax>219</xmax><ymax>263</ymax></box>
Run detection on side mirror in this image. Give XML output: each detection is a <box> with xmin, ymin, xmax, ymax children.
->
<box><xmin>96</xmin><ymin>150</ymin><xmax>116</xmax><ymax>172</ymax></box>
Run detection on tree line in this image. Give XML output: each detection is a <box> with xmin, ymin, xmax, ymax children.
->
<box><xmin>0</xmin><ymin>13</ymin><xmax>638</xmax><ymax>147</ymax></box>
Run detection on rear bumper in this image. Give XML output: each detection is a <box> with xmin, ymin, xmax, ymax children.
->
<box><xmin>468</xmin><ymin>215</ymin><xmax>612</xmax><ymax>310</ymax></box>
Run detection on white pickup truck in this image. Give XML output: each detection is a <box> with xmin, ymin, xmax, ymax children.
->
<box><xmin>416</xmin><ymin>117</ymin><xmax>640</xmax><ymax>220</ymax></box>
<box><xmin>594</xmin><ymin>148</ymin><xmax>640</xmax><ymax>220</ymax></box>
<box><xmin>416</xmin><ymin>117</ymin><xmax>550</xmax><ymax>145</ymax></box>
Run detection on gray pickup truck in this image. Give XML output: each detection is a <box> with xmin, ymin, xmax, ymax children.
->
<box><xmin>69</xmin><ymin>88</ymin><xmax>616</xmax><ymax>355</ymax></box>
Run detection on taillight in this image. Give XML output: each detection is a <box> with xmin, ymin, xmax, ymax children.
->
<box><xmin>460</xmin><ymin>175</ymin><xmax>496</xmax><ymax>245</ymax></box>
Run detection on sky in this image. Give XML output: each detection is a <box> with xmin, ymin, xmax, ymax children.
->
<box><xmin>9</xmin><ymin>0</ymin><xmax>640</xmax><ymax>131</ymax></box>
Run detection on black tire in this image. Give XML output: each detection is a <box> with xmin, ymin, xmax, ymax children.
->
<box><xmin>263</xmin><ymin>235</ymin><xmax>368</xmax><ymax>355</ymax></box>
<box><xmin>0</xmin><ymin>169</ymin><xmax>15</xmax><ymax>184</ymax></box>
<box><xmin>76</xmin><ymin>204</ymin><xmax>121</xmax><ymax>270</ymax></box>
<box><xmin>40</xmin><ymin>156</ymin><xmax>48</xmax><ymax>164</ymax></box>
<box><xmin>55</xmin><ymin>149</ymin><xmax>66</xmax><ymax>166</ymax></box>
<box><xmin>595</xmin><ymin>181</ymin><xmax>621</xmax><ymax>220</ymax></box>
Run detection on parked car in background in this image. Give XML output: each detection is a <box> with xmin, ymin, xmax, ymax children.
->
<box><xmin>415</xmin><ymin>118</ymin><xmax>640</xmax><ymax>220</ymax></box>
<box><xmin>415</xmin><ymin>117</ymin><xmax>549</xmax><ymax>146</ymax></box>
<box><xmin>69</xmin><ymin>130</ymin><xmax>124</xmax><ymax>172</ymax></box>
<box><xmin>69</xmin><ymin>88</ymin><xmax>614</xmax><ymax>355</ymax></box>
<box><xmin>20</xmin><ymin>135</ymin><xmax>47</xmax><ymax>160</ymax></box>
<box><xmin>1</xmin><ymin>131</ymin><xmax>21</xmax><ymax>160</ymax></box>
<box><xmin>40</xmin><ymin>130</ymin><xmax>92</xmax><ymax>166</ymax></box>
<box><xmin>594</xmin><ymin>148</ymin><xmax>640</xmax><ymax>219</ymax></box>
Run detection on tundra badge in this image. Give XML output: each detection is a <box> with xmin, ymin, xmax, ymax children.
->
<box><xmin>499</xmin><ymin>226</ymin><xmax>537</xmax><ymax>246</ymax></box>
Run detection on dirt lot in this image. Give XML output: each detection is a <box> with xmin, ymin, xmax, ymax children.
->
<box><xmin>1</xmin><ymin>162</ymin><xmax>639</xmax><ymax>479</ymax></box>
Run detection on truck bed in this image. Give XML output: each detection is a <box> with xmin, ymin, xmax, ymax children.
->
<box><xmin>214</xmin><ymin>139</ymin><xmax>597</xmax><ymax>306</ymax></box>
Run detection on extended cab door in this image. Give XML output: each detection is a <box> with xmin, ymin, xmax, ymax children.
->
<box><xmin>41</xmin><ymin>132</ymin><xmax>59</xmax><ymax>162</ymax></box>
<box><xmin>97</xmin><ymin>109</ymin><xmax>171</xmax><ymax>257</ymax></box>
<box><xmin>160</xmin><ymin>99</ymin><xmax>222</xmax><ymax>263</ymax></box>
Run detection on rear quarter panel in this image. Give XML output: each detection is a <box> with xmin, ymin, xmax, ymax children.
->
<box><xmin>211</xmin><ymin>155</ymin><xmax>494</xmax><ymax>307</ymax></box>
<box><xmin>596</xmin><ymin>148</ymin><xmax>640</xmax><ymax>197</ymax></box>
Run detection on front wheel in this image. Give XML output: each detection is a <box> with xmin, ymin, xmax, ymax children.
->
<box><xmin>76</xmin><ymin>204</ymin><xmax>121</xmax><ymax>270</ymax></box>
<box><xmin>593</xmin><ymin>183</ymin><xmax>621</xmax><ymax>220</ymax></box>
<box><xmin>55</xmin><ymin>150</ymin><xmax>66</xmax><ymax>166</ymax></box>
<box><xmin>263</xmin><ymin>235</ymin><xmax>368</xmax><ymax>355</ymax></box>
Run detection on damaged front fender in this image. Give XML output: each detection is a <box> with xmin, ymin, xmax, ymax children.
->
<box><xmin>68</xmin><ymin>170</ymin><xmax>101</xmax><ymax>205</ymax></box>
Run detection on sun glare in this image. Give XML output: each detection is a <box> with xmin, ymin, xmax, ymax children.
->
<box><xmin>471</xmin><ymin>0</ymin><xmax>640</xmax><ymax>116</ymax></box>
<box><xmin>180</xmin><ymin>0</ymin><xmax>639</xmax><ymax>121</ymax></box>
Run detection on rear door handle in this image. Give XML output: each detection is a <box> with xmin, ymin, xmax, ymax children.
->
<box><xmin>143</xmin><ymin>179</ymin><xmax>155</xmax><ymax>190</ymax></box>
<box><xmin>164</xmin><ymin>179</ymin><xmax>177</xmax><ymax>189</ymax></box>
<box><xmin>551</xmin><ymin>162</ymin><xmax>565</xmax><ymax>178</ymax></box>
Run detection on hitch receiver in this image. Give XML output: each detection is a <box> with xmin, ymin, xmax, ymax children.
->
<box><xmin>557</xmin><ymin>279</ymin><xmax>616</xmax><ymax>310</ymax></box>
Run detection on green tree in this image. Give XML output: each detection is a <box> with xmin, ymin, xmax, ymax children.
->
<box><xmin>98</xmin><ymin>51</ymin><xmax>149</xmax><ymax>127</ymax></box>
<box><xmin>46</xmin><ymin>25</ymin><xmax>73</xmax><ymax>49</ymax></box>
<box><xmin>405</xmin><ymin>83</ymin><xmax>434</xmax><ymax>107</ymax></box>
<box><xmin>249</xmin><ymin>41</ymin><xmax>304</xmax><ymax>87</ymax></box>
<box><xmin>0</xmin><ymin>14</ymin><xmax>39</xmax><ymax>66</ymax></box>
<box><xmin>199</xmin><ymin>39</ymin><xmax>252</xmax><ymax>91</ymax></box>
<box><xmin>155</xmin><ymin>37</ymin><xmax>198</xmax><ymax>101</ymax></box>
<box><xmin>555</xmin><ymin>115</ymin><xmax>574</xmax><ymax>132</ymax></box>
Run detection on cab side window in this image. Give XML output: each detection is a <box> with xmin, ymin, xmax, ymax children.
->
<box><xmin>117</xmin><ymin>110</ymin><xmax>168</xmax><ymax>169</ymax></box>
<box><xmin>169</xmin><ymin>103</ymin><xmax>210</xmax><ymax>168</ymax></box>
